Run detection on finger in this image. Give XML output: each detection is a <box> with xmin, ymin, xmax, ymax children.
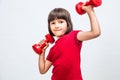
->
<box><xmin>38</xmin><ymin>39</ymin><xmax>44</xmax><ymax>44</ymax></box>
<box><xmin>44</xmin><ymin>43</ymin><xmax>49</xmax><ymax>49</ymax></box>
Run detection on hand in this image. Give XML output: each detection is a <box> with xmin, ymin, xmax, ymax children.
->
<box><xmin>82</xmin><ymin>4</ymin><xmax>94</xmax><ymax>13</ymax></box>
<box><xmin>38</xmin><ymin>39</ymin><xmax>49</xmax><ymax>54</ymax></box>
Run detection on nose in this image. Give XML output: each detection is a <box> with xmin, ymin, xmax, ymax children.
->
<box><xmin>55</xmin><ymin>23</ymin><xmax>59</xmax><ymax>28</ymax></box>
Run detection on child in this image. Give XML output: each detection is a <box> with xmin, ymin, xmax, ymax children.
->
<box><xmin>38</xmin><ymin>4</ymin><xmax>101</xmax><ymax>80</ymax></box>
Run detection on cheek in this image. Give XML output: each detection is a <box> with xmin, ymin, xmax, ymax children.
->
<box><xmin>64</xmin><ymin>27</ymin><xmax>68</xmax><ymax>32</ymax></box>
<box><xmin>61</xmin><ymin>26</ymin><xmax>67</xmax><ymax>34</ymax></box>
<box><xmin>64</xmin><ymin>23</ymin><xmax>68</xmax><ymax>31</ymax></box>
<box><xmin>50</xmin><ymin>26</ymin><xmax>54</xmax><ymax>31</ymax></box>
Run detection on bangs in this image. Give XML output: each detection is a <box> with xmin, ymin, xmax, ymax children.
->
<box><xmin>48</xmin><ymin>8</ymin><xmax>68</xmax><ymax>22</ymax></box>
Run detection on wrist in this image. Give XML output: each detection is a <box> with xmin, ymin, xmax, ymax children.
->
<box><xmin>87</xmin><ymin>10</ymin><xmax>95</xmax><ymax>15</ymax></box>
<box><xmin>40</xmin><ymin>52</ymin><xmax>45</xmax><ymax>56</ymax></box>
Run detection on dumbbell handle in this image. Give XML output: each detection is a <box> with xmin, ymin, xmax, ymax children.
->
<box><xmin>39</xmin><ymin>40</ymin><xmax>47</xmax><ymax>48</ymax></box>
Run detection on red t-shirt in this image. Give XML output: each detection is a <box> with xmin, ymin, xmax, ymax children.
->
<box><xmin>47</xmin><ymin>30</ymin><xmax>83</xmax><ymax>80</ymax></box>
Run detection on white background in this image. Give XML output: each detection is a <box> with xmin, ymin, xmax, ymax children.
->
<box><xmin>0</xmin><ymin>0</ymin><xmax>120</xmax><ymax>80</ymax></box>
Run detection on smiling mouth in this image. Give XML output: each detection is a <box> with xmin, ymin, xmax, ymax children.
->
<box><xmin>54</xmin><ymin>29</ymin><xmax>61</xmax><ymax>31</ymax></box>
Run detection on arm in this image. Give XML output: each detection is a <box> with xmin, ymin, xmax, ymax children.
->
<box><xmin>38</xmin><ymin>41</ymin><xmax>52</xmax><ymax>74</ymax></box>
<box><xmin>38</xmin><ymin>52</ymin><xmax>52</xmax><ymax>74</ymax></box>
<box><xmin>77</xmin><ymin>5</ymin><xmax>101</xmax><ymax>41</ymax></box>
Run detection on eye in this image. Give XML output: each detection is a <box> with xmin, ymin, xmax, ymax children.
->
<box><xmin>60</xmin><ymin>21</ymin><xmax>64</xmax><ymax>23</ymax></box>
<box><xmin>50</xmin><ymin>22</ymin><xmax>55</xmax><ymax>25</ymax></box>
<box><xmin>58</xmin><ymin>20</ymin><xmax>64</xmax><ymax>24</ymax></box>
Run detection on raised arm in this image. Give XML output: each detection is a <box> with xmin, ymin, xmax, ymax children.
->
<box><xmin>77</xmin><ymin>5</ymin><xmax>101</xmax><ymax>41</ymax></box>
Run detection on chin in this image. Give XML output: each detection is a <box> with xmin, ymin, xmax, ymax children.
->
<box><xmin>55</xmin><ymin>34</ymin><xmax>63</xmax><ymax>37</ymax></box>
<box><xmin>53</xmin><ymin>32</ymin><xmax>65</xmax><ymax>37</ymax></box>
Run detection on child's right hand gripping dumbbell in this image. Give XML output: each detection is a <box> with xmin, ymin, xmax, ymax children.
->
<box><xmin>32</xmin><ymin>34</ymin><xmax>55</xmax><ymax>55</ymax></box>
<box><xmin>38</xmin><ymin>39</ymin><xmax>49</xmax><ymax>54</ymax></box>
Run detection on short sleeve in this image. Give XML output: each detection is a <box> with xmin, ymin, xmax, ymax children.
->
<box><xmin>72</xmin><ymin>30</ymin><xmax>82</xmax><ymax>45</ymax></box>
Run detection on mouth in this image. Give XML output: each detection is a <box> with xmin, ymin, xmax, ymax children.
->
<box><xmin>54</xmin><ymin>29</ymin><xmax>62</xmax><ymax>31</ymax></box>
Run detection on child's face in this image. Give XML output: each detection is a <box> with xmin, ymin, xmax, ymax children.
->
<box><xmin>50</xmin><ymin>18</ymin><xmax>67</xmax><ymax>38</ymax></box>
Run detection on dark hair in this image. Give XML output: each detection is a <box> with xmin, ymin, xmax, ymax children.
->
<box><xmin>48</xmin><ymin>8</ymin><xmax>73</xmax><ymax>36</ymax></box>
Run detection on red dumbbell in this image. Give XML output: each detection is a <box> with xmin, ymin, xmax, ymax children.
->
<box><xmin>75</xmin><ymin>0</ymin><xmax>102</xmax><ymax>15</ymax></box>
<box><xmin>32</xmin><ymin>34</ymin><xmax>55</xmax><ymax>55</ymax></box>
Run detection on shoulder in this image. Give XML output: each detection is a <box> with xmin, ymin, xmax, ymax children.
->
<box><xmin>67</xmin><ymin>30</ymin><xmax>82</xmax><ymax>44</ymax></box>
<box><xmin>69</xmin><ymin>30</ymin><xmax>82</xmax><ymax>35</ymax></box>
